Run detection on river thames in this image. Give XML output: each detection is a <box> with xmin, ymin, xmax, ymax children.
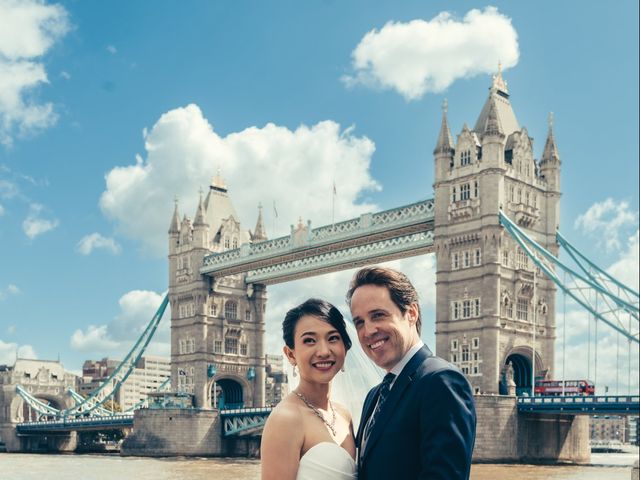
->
<box><xmin>1</xmin><ymin>451</ymin><xmax>637</xmax><ymax>479</ymax></box>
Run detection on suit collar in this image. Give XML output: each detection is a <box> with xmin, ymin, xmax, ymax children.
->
<box><xmin>361</xmin><ymin>345</ymin><xmax>432</xmax><ymax>462</ymax></box>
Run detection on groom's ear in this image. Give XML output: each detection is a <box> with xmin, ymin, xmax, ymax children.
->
<box><xmin>405</xmin><ymin>303</ymin><xmax>419</xmax><ymax>326</ymax></box>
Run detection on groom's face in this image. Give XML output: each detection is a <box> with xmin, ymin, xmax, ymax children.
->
<box><xmin>350</xmin><ymin>284</ymin><xmax>418</xmax><ymax>371</ymax></box>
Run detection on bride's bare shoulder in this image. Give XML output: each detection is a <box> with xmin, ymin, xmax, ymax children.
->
<box><xmin>265</xmin><ymin>395</ymin><xmax>303</xmax><ymax>429</ymax></box>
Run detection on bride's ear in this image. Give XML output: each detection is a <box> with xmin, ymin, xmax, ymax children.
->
<box><xmin>283</xmin><ymin>345</ymin><xmax>296</xmax><ymax>365</ymax></box>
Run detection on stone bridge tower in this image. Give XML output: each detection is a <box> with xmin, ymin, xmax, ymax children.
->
<box><xmin>168</xmin><ymin>174</ymin><xmax>268</xmax><ymax>408</ymax></box>
<box><xmin>433</xmin><ymin>69</ymin><xmax>561</xmax><ymax>395</ymax></box>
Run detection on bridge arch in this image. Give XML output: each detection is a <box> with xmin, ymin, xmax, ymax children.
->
<box><xmin>503</xmin><ymin>346</ymin><xmax>545</xmax><ymax>396</ymax></box>
<box><xmin>207</xmin><ymin>375</ymin><xmax>251</xmax><ymax>409</ymax></box>
<box><xmin>10</xmin><ymin>391</ymin><xmax>69</xmax><ymax>422</ymax></box>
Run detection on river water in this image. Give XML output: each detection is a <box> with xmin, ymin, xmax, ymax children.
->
<box><xmin>0</xmin><ymin>451</ymin><xmax>638</xmax><ymax>480</ymax></box>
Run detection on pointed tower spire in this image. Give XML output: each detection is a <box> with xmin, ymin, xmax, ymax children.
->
<box><xmin>434</xmin><ymin>99</ymin><xmax>455</xmax><ymax>155</ymax></box>
<box><xmin>482</xmin><ymin>98</ymin><xmax>504</xmax><ymax>138</ymax></box>
<box><xmin>491</xmin><ymin>61</ymin><xmax>509</xmax><ymax>95</ymax></box>
<box><xmin>168</xmin><ymin>197</ymin><xmax>181</xmax><ymax>234</ymax></box>
<box><xmin>194</xmin><ymin>188</ymin><xmax>207</xmax><ymax>226</ymax></box>
<box><xmin>541</xmin><ymin>112</ymin><xmax>560</xmax><ymax>164</ymax></box>
<box><xmin>252</xmin><ymin>203</ymin><xmax>268</xmax><ymax>241</ymax></box>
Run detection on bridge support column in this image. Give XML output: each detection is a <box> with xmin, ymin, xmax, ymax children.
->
<box><xmin>518</xmin><ymin>413</ymin><xmax>590</xmax><ymax>464</ymax></box>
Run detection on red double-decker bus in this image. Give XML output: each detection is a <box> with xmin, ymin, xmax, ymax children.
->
<box><xmin>534</xmin><ymin>379</ymin><xmax>595</xmax><ymax>396</ymax></box>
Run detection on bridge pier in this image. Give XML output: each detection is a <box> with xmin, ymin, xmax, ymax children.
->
<box><xmin>1</xmin><ymin>424</ymin><xmax>78</xmax><ymax>453</ymax></box>
<box><xmin>473</xmin><ymin>395</ymin><xmax>590</xmax><ymax>464</ymax></box>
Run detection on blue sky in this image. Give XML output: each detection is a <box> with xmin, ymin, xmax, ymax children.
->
<box><xmin>0</xmin><ymin>1</ymin><xmax>638</xmax><ymax>393</ymax></box>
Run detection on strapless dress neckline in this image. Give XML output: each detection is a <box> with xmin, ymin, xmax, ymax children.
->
<box><xmin>297</xmin><ymin>441</ymin><xmax>356</xmax><ymax>480</ymax></box>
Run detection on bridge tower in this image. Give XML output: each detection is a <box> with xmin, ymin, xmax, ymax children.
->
<box><xmin>433</xmin><ymin>69</ymin><xmax>561</xmax><ymax>395</ymax></box>
<box><xmin>168</xmin><ymin>174</ymin><xmax>267</xmax><ymax>408</ymax></box>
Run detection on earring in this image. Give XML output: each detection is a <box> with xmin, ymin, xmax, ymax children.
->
<box><xmin>341</xmin><ymin>366</ymin><xmax>346</xmax><ymax>373</ymax></box>
<box><xmin>292</xmin><ymin>365</ymin><xmax>298</xmax><ymax>377</ymax></box>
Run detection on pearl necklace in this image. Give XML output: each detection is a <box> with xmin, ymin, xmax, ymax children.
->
<box><xmin>294</xmin><ymin>391</ymin><xmax>337</xmax><ymax>436</ymax></box>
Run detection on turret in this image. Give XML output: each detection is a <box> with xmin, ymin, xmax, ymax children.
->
<box><xmin>434</xmin><ymin>99</ymin><xmax>455</xmax><ymax>182</ymax></box>
<box><xmin>540</xmin><ymin>113</ymin><xmax>561</xmax><ymax>193</ymax></box>
<box><xmin>168</xmin><ymin>198</ymin><xmax>181</xmax><ymax>255</ymax></box>
<box><xmin>193</xmin><ymin>189</ymin><xmax>209</xmax><ymax>248</ymax></box>
<box><xmin>252</xmin><ymin>203</ymin><xmax>268</xmax><ymax>242</ymax></box>
<box><xmin>480</xmin><ymin>97</ymin><xmax>506</xmax><ymax>166</ymax></box>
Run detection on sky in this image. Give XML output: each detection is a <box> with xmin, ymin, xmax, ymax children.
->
<box><xmin>0</xmin><ymin>1</ymin><xmax>638</xmax><ymax>394</ymax></box>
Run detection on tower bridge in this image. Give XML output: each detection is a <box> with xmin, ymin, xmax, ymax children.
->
<box><xmin>4</xmin><ymin>70</ymin><xmax>638</xmax><ymax>463</ymax></box>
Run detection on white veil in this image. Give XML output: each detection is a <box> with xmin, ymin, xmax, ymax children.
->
<box><xmin>286</xmin><ymin>321</ymin><xmax>383</xmax><ymax>431</ymax></box>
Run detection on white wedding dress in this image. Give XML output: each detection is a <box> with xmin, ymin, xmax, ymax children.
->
<box><xmin>297</xmin><ymin>442</ymin><xmax>357</xmax><ymax>479</ymax></box>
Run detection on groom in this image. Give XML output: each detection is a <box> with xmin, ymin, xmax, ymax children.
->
<box><xmin>347</xmin><ymin>266</ymin><xmax>476</xmax><ymax>480</ymax></box>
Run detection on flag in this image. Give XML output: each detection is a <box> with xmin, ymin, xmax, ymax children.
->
<box><xmin>178</xmin><ymin>369</ymin><xmax>186</xmax><ymax>376</ymax></box>
<box><xmin>273</xmin><ymin>200</ymin><xmax>278</xmax><ymax>218</ymax></box>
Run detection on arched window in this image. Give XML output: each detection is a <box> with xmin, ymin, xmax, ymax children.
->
<box><xmin>225</xmin><ymin>301</ymin><xmax>238</xmax><ymax>320</ymax></box>
<box><xmin>232</xmin><ymin>238</ymin><xmax>238</xmax><ymax>249</ymax></box>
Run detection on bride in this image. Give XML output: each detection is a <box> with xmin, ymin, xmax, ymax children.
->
<box><xmin>261</xmin><ymin>298</ymin><xmax>356</xmax><ymax>480</ymax></box>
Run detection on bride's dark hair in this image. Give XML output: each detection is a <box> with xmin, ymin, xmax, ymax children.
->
<box><xmin>283</xmin><ymin>298</ymin><xmax>352</xmax><ymax>351</ymax></box>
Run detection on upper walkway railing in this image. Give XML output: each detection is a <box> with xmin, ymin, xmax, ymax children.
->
<box><xmin>201</xmin><ymin>199</ymin><xmax>435</xmax><ymax>284</ymax></box>
<box><xmin>16</xmin><ymin>414</ymin><xmax>134</xmax><ymax>433</ymax></box>
<box><xmin>517</xmin><ymin>395</ymin><xmax>640</xmax><ymax>415</ymax></box>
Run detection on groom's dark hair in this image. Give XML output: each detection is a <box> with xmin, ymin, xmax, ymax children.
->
<box><xmin>283</xmin><ymin>298</ymin><xmax>352</xmax><ymax>350</ymax></box>
<box><xmin>346</xmin><ymin>266</ymin><xmax>422</xmax><ymax>335</ymax></box>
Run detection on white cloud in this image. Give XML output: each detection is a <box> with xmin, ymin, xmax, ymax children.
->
<box><xmin>60</xmin><ymin>70</ymin><xmax>70</xmax><ymax>80</ymax></box>
<box><xmin>22</xmin><ymin>202</ymin><xmax>58</xmax><ymax>239</ymax></box>
<box><xmin>106</xmin><ymin>45</ymin><xmax>117</xmax><ymax>54</ymax></box>
<box><xmin>574</xmin><ymin>198</ymin><xmax>638</xmax><ymax>251</ymax></box>
<box><xmin>0</xmin><ymin>283</ymin><xmax>20</xmax><ymax>300</ymax></box>
<box><xmin>0</xmin><ymin>339</ymin><xmax>37</xmax><ymax>364</ymax></box>
<box><xmin>70</xmin><ymin>290</ymin><xmax>170</xmax><ymax>357</ymax></box>
<box><xmin>0</xmin><ymin>0</ymin><xmax>70</xmax><ymax>146</ymax></box>
<box><xmin>77</xmin><ymin>232</ymin><xmax>122</xmax><ymax>255</ymax></box>
<box><xmin>342</xmin><ymin>7</ymin><xmax>519</xmax><ymax>100</ymax></box>
<box><xmin>100</xmin><ymin>104</ymin><xmax>379</xmax><ymax>255</ymax></box>
<box><xmin>607</xmin><ymin>229</ymin><xmax>639</xmax><ymax>291</ymax></box>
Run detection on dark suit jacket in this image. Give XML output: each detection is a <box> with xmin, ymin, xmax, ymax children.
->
<box><xmin>356</xmin><ymin>346</ymin><xmax>476</xmax><ymax>480</ymax></box>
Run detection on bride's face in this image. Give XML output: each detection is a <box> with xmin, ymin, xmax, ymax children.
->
<box><xmin>287</xmin><ymin>314</ymin><xmax>346</xmax><ymax>384</ymax></box>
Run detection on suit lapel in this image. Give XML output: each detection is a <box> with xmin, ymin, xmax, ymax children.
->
<box><xmin>361</xmin><ymin>346</ymin><xmax>432</xmax><ymax>462</ymax></box>
<box><xmin>357</xmin><ymin>386</ymin><xmax>380</xmax><ymax>447</ymax></box>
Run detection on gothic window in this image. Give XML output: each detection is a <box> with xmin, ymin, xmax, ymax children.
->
<box><xmin>474</xmin><ymin>299</ymin><xmax>481</xmax><ymax>317</ymax></box>
<box><xmin>452</xmin><ymin>301</ymin><xmax>461</xmax><ymax>320</ymax></box>
<box><xmin>517</xmin><ymin>248</ymin><xmax>529</xmax><ymax>270</ymax></box>
<box><xmin>225</xmin><ymin>301</ymin><xmax>238</xmax><ymax>320</ymax></box>
<box><xmin>503</xmin><ymin>249</ymin><xmax>510</xmax><ymax>266</ymax></box>
<box><xmin>214</xmin><ymin>340</ymin><xmax>223</xmax><ymax>354</ymax></box>
<box><xmin>474</xmin><ymin>181</ymin><xmax>479</xmax><ymax>198</ymax></box>
<box><xmin>451</xmin><ymin>339</ymin><xmax>459</xmax><ymax>350</ymax></box>
<box><xmin>224</xmin><ymin>237</ymin><xmax>230</xmax><ymax>249</ymax></box>
<box><xmin>225</xmin><ymin>337</ymin><xmax>238</xmax><ymax>355</ymax></box>
<box><xmin>462</xmin><ymin>345</ymin><xmax>470</xmax><ymax>362</ymax></box>
<box><xmin>525</xmin><ymin>191</ymin><xmax>530</xmax><ymax>205</ymax></box>
<box><xmin>506</xmin><ymin>299</ymin><xmax>513</xmax><ymax>318</ymax></box>
<box><xmin>452</xmin><ymin>353</ymin><xmax>458</xmax><ymax>363</ymax></box>
<box><xmin>452</xmin><ymin>252</ymin><xmax>459</xmax><ymax>270</ymax></box>
<box><xmin>463</xmin><ymin>300</ymin><xmax>471</xmax><ymax>318</ymax></box>
<box><xmin>210</xmin><ymin>303</ymin><xmax>217</xmax><ymax>316</ymax></box>
<box><xmin>451</xmin><ymin>186</ymin><xmax>457</xmax><ymax>203</ymax></box>
<box><xmin>474</xmin><ymin>248</ymin><xmax>481</xmax><ymax>266</ymax></box>
<box><xmin>473</xmin><ymin>352</ymin><xmax>479</xmax><ymax>361</ymax></box>
<box><xmin>179</xmin><ymin>339</ymin><xmax>185</xmax><ymax>354</ymax></box>
<box><xmin>460</xmin><ymin>150</ymin><xmax>471</xmax><ymax>166</ymax></box>
<box><xmin>245</xmin><ymin>309</ymin><xmax>252</xmax><ymax>321</ymax></box>
<box><xmin>463</xmin><ymin>251</ymin><xmax>470</xmax><ymax>268</ymax></box>
<box><xmin>472</xmin><ymin>338</ymin><xmax>479</xmax><ymax>349</ymax></box>
<box><xmin>509</xmin><ymin>185</ymin><xmax>514</xmax><ymax>202</ymax></box>
<box><xmin>460</xmin><ymin>184</ymin><xmax>471</xmax><ymax>200</ymax></box>
<box><xmin>462</xmin><ymin>367</ymin><xmax>469</xmax><ymax>374</ymax></box>
<box><xmin>240</xmin><ymin>343</ymin><xmax>248</xmax><ymax>356</ymax></box>
<box><xmin>517</xmin><ymin>298</ymin><xmax>529</xmax><ymax>321</ymax></box>
<box><xmin>534</xmin><ymin>194</ymin><xmax>538</xmax><ymax>208</ymax></box>
<box><xmin>517</xmin><ymin>188</ymin><xmax>522</xmax><ymax>203</ymax></box>
<box><xmin>473</xmin><ymin>365</ymin><xmax>479</xmax><ymax>374</ymax></box>
<box><xmin>233</xmin><ymin>238</ymin><xmax>238</xmax><ymax>249</ymax></box>
<box><xmin>188</xmin><ymin>338</ymin><xmax>195</xmax><ymax>353</ymax></box>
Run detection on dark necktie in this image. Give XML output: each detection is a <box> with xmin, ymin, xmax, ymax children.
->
<box><xmin>363</xmin><ymin>372</ymin><xmax>396</xmax><ymax>445</ymax></box>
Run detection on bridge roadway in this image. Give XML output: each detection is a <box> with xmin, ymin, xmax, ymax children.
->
<box><xmin>16</xmin><ymin>395</ymin><xmax>639</xmax><ymax>437</ymax></box>
<box><xmin>200</xmin><ymin>199</ymin><xmax>435</xmax><ymax>284</ymax></box>
<box><xmin>517</xmin><ymin>395</ymin><xmax>640</xmax><ymax>415</ymax></box>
